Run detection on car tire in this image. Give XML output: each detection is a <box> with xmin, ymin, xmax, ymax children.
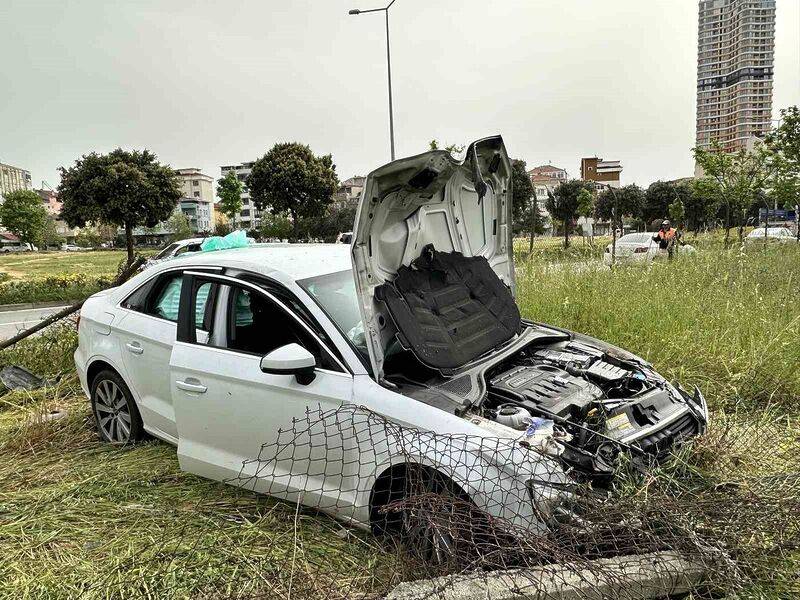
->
<box><xmin>90</xmin><ymin>369</ymin><xmax>146</xmax><ymax>444</ymax></box>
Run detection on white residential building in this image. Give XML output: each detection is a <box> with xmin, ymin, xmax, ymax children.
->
<box><xmin>175</xmin><ymin>168</ymin><xmax>215</xmax><ymax>233</ymax></box>
<box><xmin>0</xmin><ymin>161</ymin><xmax>32</xmax><ymax>197</ymax></box>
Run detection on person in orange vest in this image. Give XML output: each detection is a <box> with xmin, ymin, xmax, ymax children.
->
<box><xmin>652</xmin><ymin>220</ymin><xmax>679</xmax><ymax>259</ymax></box>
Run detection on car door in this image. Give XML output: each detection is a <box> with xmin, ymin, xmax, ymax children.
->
<box><xmin>117</xmin><ymin>269</ymin><xmax>214</xmax><ymax>442</ymax></box>
<box><xmin>169</xmin><ymin>271</ymin><xmax>356</xmax><ymax>511</ymax></box>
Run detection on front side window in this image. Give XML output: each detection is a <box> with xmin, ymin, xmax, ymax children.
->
<box><xmin>223</xmin><ymin>285</ymin><xmax>341</xmax><ymax>372</ymax></box>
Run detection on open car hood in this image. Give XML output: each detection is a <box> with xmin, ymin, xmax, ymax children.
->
<box><xmin>351</xmin><ymin>135</ymin><xmax>515</xmax><ymax>380</ymax></box>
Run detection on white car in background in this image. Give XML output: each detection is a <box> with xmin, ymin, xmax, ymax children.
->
<box><xmin>74</xmin><ymin>137</ymin><xmax>707</xmax><ymax>559</ymax></box>
<box><xmin>745</xmin><ymin>227</ymin><xmax>796</xmax><ymax>244</ymax></box>
<box><xmin>603</xmin><ymin>232</ymin><xmax>695</xmax><ymax>265</ymax></box>
<box><xmin>143</xmin><ymin>237</ymin><xmax>204</xmax><ymax>269</ymax></box>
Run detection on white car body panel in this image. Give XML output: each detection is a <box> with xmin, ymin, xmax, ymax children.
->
<box><xmin>74</xmin><ymin>244</ymin><xmax>566</xmax><ymax>531</ymax></box>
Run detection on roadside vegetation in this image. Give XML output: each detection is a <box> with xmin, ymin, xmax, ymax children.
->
<box><xmin>0</xmin><ymin>245</ymin><xmax>797</xmax><ymax>598</ymax></box>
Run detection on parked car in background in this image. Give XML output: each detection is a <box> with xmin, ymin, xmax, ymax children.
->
<box><xmin>75</xmin><ymin>137</ymin><xmax>707</xmax><ymax>560</ymax></box>
<box><xmin>142</xmin><ymin>237</ymin><xmax>204</xmax><ymax>270</ymax></box>
<box><xmin>603</xmin><ymin>232</ymin><xmax>695</xmax><ymax>265</ymax></box>
<box><xmin>745</xmin><ymin>227</ymin><xmax>796</xmax><ymax>243</ymax></box>
<box><xmin>335</xmin><ymin>231</ymin><xmax>353</xmax><ymax>244</ymax></box>
<box><xmin>0</xmin><ymin>244</ymin><xmax>31</xmax><ymax>253</ymax></box>
<box><xmin>62</xmin><ymin>243</ymin><xmax>90</xmax><ymax>252</ymax></box>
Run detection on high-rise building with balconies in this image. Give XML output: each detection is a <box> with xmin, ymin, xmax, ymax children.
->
<box><xmin>696</xmin><ymin>0</ymin><xmax>776</xmax><ymax>152</ymax></box>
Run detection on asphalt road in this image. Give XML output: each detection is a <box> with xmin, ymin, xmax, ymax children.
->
<box><xmin>0</xmin><ymin>305</ymin><xmax>71</xmax><ymax>340</ymax></box>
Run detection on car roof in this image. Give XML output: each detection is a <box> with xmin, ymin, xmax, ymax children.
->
<box><xmin>167</xmin><ymin>243</ymin><xmax>352</xmax><ymax>280</ymax></box>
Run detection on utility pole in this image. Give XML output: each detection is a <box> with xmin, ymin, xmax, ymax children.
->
<box><xmin>349</xmin><ymin>1</ymin><xmax>398</xmax><ymax>160</ymax></box>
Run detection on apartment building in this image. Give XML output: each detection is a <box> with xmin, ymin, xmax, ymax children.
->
<box><xmin>0</xmin><ymin>161</ymin><xmax>32</xmax><ymax>197</ymax></box>
<box><xmin>696</xmin><ymin>0</ymin><xmax>776</xmax><ymax>152</ymax></box>
<box><xmin>332</xmin><ymin>176</ymin><xmax>366</xmax><ymax>209</ymax></box>
<box><xmin>220</xmin><ymin>162</ymin><xmax>259</xmax><ymax>230</ymax></box>
<box><xmin>175</xmin><ymin>168</ymin><xmax>215</xmax><ymax>233</ymax></box>
<box><xmin>580</xmin><ymin>157</ymin><xmax>623</xmax><ymax>188</ymax></box>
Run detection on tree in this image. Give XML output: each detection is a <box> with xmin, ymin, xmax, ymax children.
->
<box><xmin>576</xmin><ymin>188</ymin><xmax>594</xmax><ymax>218</ymax></box>
<box><xmin>596</xmin><ymin>184</ymin><xmax>646</xmax><ymax>232</ymax></box>
<box><xmin>644</xmin><ymin>181</ymin><xmax>678</xmax><ymax>225</ymax></box>
<box><xmin>42</xmin><ymin>215</ymin><xmax>66</xmax><ymax>248</ymax></box>
<box><xmin>58</xmin><ymin>148</ymin><xmax>181</xmax><ymax>264</ymax></box>
<box><xmin>429</xmin><ymin>140</ymin><xmax>465</xmax><ymax>155</ymax></box>
<box><xmin>511</xmin><ymin>159</ymin><xmax>534</xmax><ymax>223</ymax></box>
<box><xmin>166</xmin><ymin>212</ymin><xmax>193</xmax><ymax>242</ymax></box>
<box><xmin>216</xmin><ymin>170</ymin><xmax>243</xmax><ymax>228</ymax></box>
<box><xmin>766</xmin><ymin>106</ymin><xmax>800</xmax><ymax>219</ymax></box>
<box><xmin>686</xmin><ymin>178</ymin><xmax>720</xmax><ymax>233</ymax></box>
<box><xmin>260</xmin><ymin>211</ymin><xmax>293</xmax><ymax>241</ymax></box>
<box><xmin>668</xmin><ymin>198</ymin><xmax>685</xmax><ymax>228</ymax></box>
<box><xmin>0</xmin><ymin>189</ymin><xmax>49</xmax><ymax>248</ymax></box>
<box><xmin>545</xmin><ymin>180</ymin><xmax>592</xmax><ymax>248</ymax></box>
<box><xmin>247</xmin><ymin>143</ymin><xmax>339</xmax><ymax>240</ymax></box>
<box><xmin>693</xmin><ymin>140</ymin><xmax>777</xmax><ymax>244</ymax></box>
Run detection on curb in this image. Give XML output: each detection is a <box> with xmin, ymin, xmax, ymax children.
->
<box><xmin>0</xmin><ymin>301</ymin><xmax>73</xmax><ymax>313</ymax></box>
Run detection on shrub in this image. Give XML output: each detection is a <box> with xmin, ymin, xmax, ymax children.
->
<box><xmin>0</xmin><ymin>273</ymin><xmax>112</xmax><ymax>305</ymax></box>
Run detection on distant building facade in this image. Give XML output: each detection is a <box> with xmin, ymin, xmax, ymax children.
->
<box><xmin>35</xmin><ymin>188</ymin><xmax>63</xmax><ymax>215</ymax></box>
<box><xmin>332</xmin><ymin>176</ymin><xmax>365</xmax><ymax>210</ymax></box>
<box><xmin>0</xmin><ymin>162</ymin><xmax>32</xmax><ymax>197</ymax></box>
<box><xmin>696</xmin><ymin>0</ymin><xmax>776</xmax><ymax>152</ymax></box>
<box><xmin>220</xmin><ymin>162</ymin><xmax>259</xmax><ymax>230</ymax></box>
<box><xmin>526</xmin><ymin>165</ymin><xmax>567</xmax><ymax>235</ymax></box>
<box><xmin>175</xmin><ymin>168</ymin><xmax>215</xmax><ymax>233</ymax></box>
<box><xmin>580</xmin><ymin>157</ymin><xmax>622</xmax><ymax>189</ymax></box>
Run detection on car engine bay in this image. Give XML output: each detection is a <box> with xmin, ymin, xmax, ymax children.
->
<box><xmin>375</xmin><ymin>246</ymin><xmax>707</xmax><ymax>483</ymax></box>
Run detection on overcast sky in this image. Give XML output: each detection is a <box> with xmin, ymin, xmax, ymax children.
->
<box><xmin>2</xmin><ymin>0</ymin><xmax>798</xmax><ymax>192</ymax></box>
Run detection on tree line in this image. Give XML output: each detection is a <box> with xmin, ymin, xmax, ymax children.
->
<box><xmin>511</xmin><ymin>105</ymin><xmax>800</xmax><ymax>248</ymax></box>
<box><xmin>2</xmin><ymin>105</ymin><xmax>795</xmax><ymax>261</ymax></box>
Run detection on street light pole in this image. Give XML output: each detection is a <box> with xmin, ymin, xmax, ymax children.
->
<box><xmin>599</xmin><ymin>183</ymin><xmax>619</xmax><ymax>267</ymax></box>
<box><xmin>349</xmin><ymin>0</ymin><xmax>397</xmax><ymax>160</ymax></box>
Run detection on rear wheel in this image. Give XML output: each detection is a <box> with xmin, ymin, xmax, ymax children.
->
<box><xmin>90</xmin><ymin>370</ymin><xmax>145</xmax><ymax>444</ymax></box>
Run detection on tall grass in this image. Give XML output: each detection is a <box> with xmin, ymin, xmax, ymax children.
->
<box><xmin>516</xmin><ymin>244</ymin><xmax>800</xmax><ymax>411</ymax></box>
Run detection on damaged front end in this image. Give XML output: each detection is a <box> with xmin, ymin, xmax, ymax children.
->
<box><xmin>351</xmin><ymin>135</ymin><xmax>707</xmax><ymax>485</ymax></box>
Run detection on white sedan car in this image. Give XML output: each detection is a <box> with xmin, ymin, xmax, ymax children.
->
<box><xmin>745</xmin><ymin>227</ymin><xmax>796</xmax><ymax>243</ymax></box>
<box><xmin>75</xmin><ymin>137</ymin><xmax>706</xmax><ymax>556</ymax></box>
<box><xmin>603</xmin><ymin>232</ymin><xmax>696</xmax><ymax>265</ymax></box>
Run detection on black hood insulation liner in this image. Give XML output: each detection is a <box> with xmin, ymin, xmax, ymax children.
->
<box><xmin>375</xmin><ymin>245</ymin><xmax>521</xmax><ymax>373</ymax></box>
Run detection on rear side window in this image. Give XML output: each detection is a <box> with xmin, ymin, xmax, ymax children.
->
<box><xmin>125</xmin><ymin>272</ymin><xmax>212</xmax><ymax>328</ymax></box>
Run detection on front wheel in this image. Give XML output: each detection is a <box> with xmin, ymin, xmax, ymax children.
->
<box><xmin>90</xmin><ymin>370</ymin><xmax>145</xmax><ymax>444</ymax></box>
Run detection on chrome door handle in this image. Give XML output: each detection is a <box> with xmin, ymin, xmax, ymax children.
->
<box><xmin>175</xmin><ymin>380</ymin><xmax>207</xmax><ymax>394</ymax></box>
<box><xmin>126</xmin><ymin>342</ymin><xmax>144</xmax><ymax>355</ymax></box>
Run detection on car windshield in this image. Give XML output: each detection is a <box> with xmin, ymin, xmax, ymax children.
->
<box><xmin>298</xmin><ymin>270</ymin><xmax>368</xmax><ymax>363</ymax></box>
<box><xmin>155</xmin><ymin>243</ymin><xmax>180</xmax><ymax>259</ymax></box>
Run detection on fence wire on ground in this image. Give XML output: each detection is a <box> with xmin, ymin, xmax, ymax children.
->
<box><xmin>79</xmin><ymin>402</ymin><xmax>799</xmax><ymax>599</ymax></box>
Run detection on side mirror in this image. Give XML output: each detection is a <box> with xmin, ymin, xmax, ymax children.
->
<box><xmin>260</xmin><ymin>343</ymin><xmax>317</xmax><ymax>385</ymax></box>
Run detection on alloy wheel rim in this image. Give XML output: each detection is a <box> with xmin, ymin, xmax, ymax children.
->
<box><xmin>94</xmin><ymin>380</ymin><xmax>131</xmax><ymax>443</ymax></box>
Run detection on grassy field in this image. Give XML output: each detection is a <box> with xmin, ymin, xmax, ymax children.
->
<box><xmin>0</xmin><ymin>244</ymin><xmax>798</xmax><ymax>598</ymax></box>
<box><xmin>0</xmin><ymin>251</ymin><xmax>131</xmax><ymax>280</ymax></box>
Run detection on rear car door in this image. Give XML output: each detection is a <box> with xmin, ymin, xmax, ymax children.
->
<box><xmin>117</xmin><ymin>268</ymin><xmax>215</xmax><ymax>441</ymax></box>
<box><xmin>169</xmin><ymin>272</ymin><xmax>355</xmax><ymax>510</ymax></box>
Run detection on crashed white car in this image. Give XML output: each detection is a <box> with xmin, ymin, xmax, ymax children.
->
<box><xmin>75</xmin><ymin>136</ymin><xmax>707</xmax><ymax>555</ymax></box>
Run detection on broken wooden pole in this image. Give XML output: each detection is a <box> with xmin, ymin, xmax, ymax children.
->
<box><xmin>0</xmin><ymin>256</ymin><xmax>146</xmax><ymax>351</ymax></box>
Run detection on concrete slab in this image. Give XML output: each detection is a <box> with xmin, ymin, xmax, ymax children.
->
<box><xmin>386</xmin><ymin>551</ymin><xmax>707</xmax><ymax>600</ymax></box>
